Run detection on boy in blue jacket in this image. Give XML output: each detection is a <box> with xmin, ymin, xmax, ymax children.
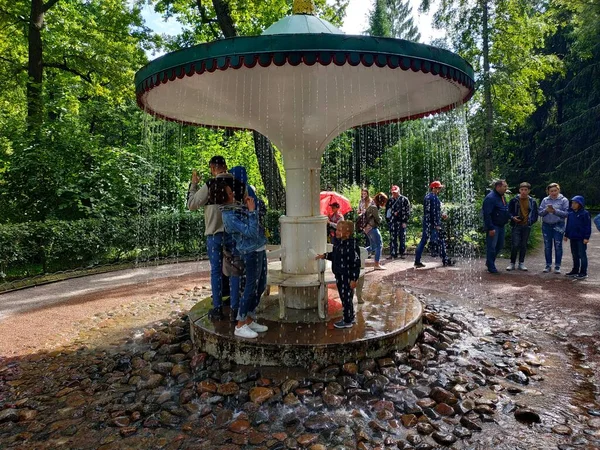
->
<box><xmin>564</xmin><ymin>195</ymin><xmax>592</xmax><ymax>280</ymax></box>
<box><xmin>316</xmin><ymin>221</ymin><xmax>361</xmax><ymax>329</ymax></box>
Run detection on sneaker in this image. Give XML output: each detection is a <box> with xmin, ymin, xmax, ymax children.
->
<box><xmin>518</xmin><ymin>263</ymin><xmax>528</xmax><ymax>271</ymax></box>
<box><xmin>248</xmin><ymin>321</ymin><xmax>268</xmax><ymax>333</ymax></box>
<box><xmin>443</xmin><ymin>259</ymin><xmax>456</xmax><ymax>267</ymax></box>
<box><xmin>208</xmin><ymin>306</ymin><xmax>224</xmax><ymax>321</ymax></box>
<box><xmin>230</xmin><ymin>308</ymin><xmax>238</xmax><ymax>323</ymax></box>
<box><xmin>234</xmin><ymin>324</ymin><xmax>258</xmax><ymax>339</ymax></box>
<box><xmin>506</xmin><ymin>263</ymin><xmax>515</xmax><ymax>271</ymax></box>
<box><xmin>333</xmin><ymin>320</ymin><xmax>353</xmax><ymax>329</ymax></box>
<box><xmin>399</xmin><ymin>254</ymin><xmax>406</xmax><ymax>259</ymax></box>
<box><xmin>374</xmin><ymin>265</ymin><xmax>387</xmax><ymax>270</ymax></box>
<box><xmin>414</xmin><ymin>262</ymin><xmax>426</xmax><ymax>268</ymax></box>
<box><xmin>543</xmin><ymin>266</ymin><xmax>551</xmax><ymax>273</ymax></box>
<box><xmin>565</xmin><ymin>271</ymin><xmax>578</xmax><ymax>277</ymax></box>
<box><xmin>574</xmin><ymin>274</ymin><xmax>588</xmax><ymax>280</ymax></box>
<box><xmin>386</xmin><ymin>255</ymin><xmax>397</xmax><ymax>260</ymax></box>
<box><xmin>488</xmin><ymin>268</ymin><xmax>499</xmax><ymax>274</ymax></box>
<box><xmin>554</xmin><ymin>267</ymin><xmax>561</xmax><ymax>274</ymax></box>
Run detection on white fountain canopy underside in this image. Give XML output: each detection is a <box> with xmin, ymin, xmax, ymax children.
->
<box><xmin>141</xmin><ymin>63</ymin><xmax>469</xmax><ymax>160</ymax></box>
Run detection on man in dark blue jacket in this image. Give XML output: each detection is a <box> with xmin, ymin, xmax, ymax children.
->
<box><xmin>414</xmin><ymin>181</ymin><xmax>454</xmax><ymax>268</ymax></box>
<box><xmin>482</xmin><ymin>180</ymin><xmax>510</xmax><ymax>273</ymax></box>
<box><xmin>506</xmin><ymin>182</ymin><xmax>539</xmax><ymax>271</ymax></box>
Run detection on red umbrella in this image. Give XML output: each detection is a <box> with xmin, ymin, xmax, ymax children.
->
<box><xmin>320</xmin><ymin>191</ymin><xmax>353</xmax><ymax>216</ymax></box>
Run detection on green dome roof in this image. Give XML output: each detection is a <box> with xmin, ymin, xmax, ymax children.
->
<box><xmin>262</xmin><ymin>14</ymin><xmax>343</xmax><ymax>35</ymax></box>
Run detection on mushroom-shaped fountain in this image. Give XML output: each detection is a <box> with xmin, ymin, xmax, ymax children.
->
<box><xmin>135</xmin><ymin>0</ymin><xmax>474</xmax><ymax>366</ymax></box>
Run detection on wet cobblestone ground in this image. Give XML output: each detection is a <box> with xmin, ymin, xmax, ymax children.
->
<box><xmin>0</xmin><ymin>238</ymin><xmax>599</xmax><ymax>449</ymax></box>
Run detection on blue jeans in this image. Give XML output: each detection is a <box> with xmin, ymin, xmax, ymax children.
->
<box><xmin>366</xmin><ymin>228</ymin><xmax>383</xmax><ymax>262</ymax></box>
<box><xmin>223</xmin><ymin>234</ymin><xmax>241</xmax><ymax>310</ymax></box>
<box><xmin>415</xmin><ymin>227</ymin><xmax>447</xmax><ymax>263</ymax></box>
<box><xmin>238</xmin><ymin>250</ymin><xmax>267</xmax><ymax>321</ymax></box>
<box><xmin>389</xmin><ymin>222</ymin><xmax>406</xmax><ymax>257</ymax></box>
<box><xmin>542</xmin><ymin>222</ymin><xmax>564</xmax><ymax>268</ymax></box>
<box><xmin>207</xmin><ymin>232</ymin><xmax>240</xmax><ymax>309</ymax></box>
<box><xmin>569</xmin><ymin>239</ymin><xmax>588</xmax><ymax>275</ymax></box>
<box><xmin>485</xmin><ymin>225</ymin><xmax>505</xmax><ymax>270</ymax></box>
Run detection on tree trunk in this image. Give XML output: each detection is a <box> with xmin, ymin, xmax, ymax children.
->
<box><xmin>211</xmin><ymin>0</ymin><xmax>238</xmax><ymax>38</ymax></box>
<box><xmin>481</xmin><ymin>0</ymin><xmax>494</xmax><ymax>179</ymax></box>
<box><xmin>252</xmin><ymin>131</ymin><xmax>286</xmax><ymax>210</ymax></box>
<box><xmin>209</xmin><ymin>0</ymin><xmax>286</xmax><ymax>209</ymax></box>
<box><xmin>27</xmin><ymin>0</ymin><xmax>45</xmax><ymax>131</ymax></box>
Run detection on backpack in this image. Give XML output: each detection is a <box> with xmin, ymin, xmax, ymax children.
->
<box><xmin>594</xmin><ymin>213</ymin><xmax>600</xmax><ymax>232</ymax></box>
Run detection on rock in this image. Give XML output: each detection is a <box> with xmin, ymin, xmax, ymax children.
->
<box><xmin>0</xmin><ymin>409</ymin><xmax>19</xmax><ymax>423</ymax></box>
<box><xmin>588</xmin><ymin>417</ymin><xmax>600</xmax><ymax>428</ymax></box>
<box><xmin>416</xmin><ymin>422</ymin><xmax>435</xmax><ymax>435</ymax></box>
<box><xmin>322</xmin><ymin>392</ymin><xmax>343</xmax><ymax>407</ymax></box>
<box><xmin>17</xmin><ymin>409</ymin><xmax>38</xmax><ymax>422</ymax></box>
<box><xmin>342</xmin><ymin>363</ymin><xmax>358</xmax><ymax>375</ymax></box>
<box><xmin>460</xmin><ymin>416</ymin><xmax>482</xmax><ymax>431</ymax></box>
<box><xmin>197</xmin><ymin>380</ymin><xmax>217</xmax><ymax>394</ymax></box>
<box><xmin>297</xmin><ymin>434</ymin><xmax>318</xmax><ymax>446</ymax></box>
<box><xmin>119</xmin><ymin>426</ymin><xmax>137</xmax><ymax>437</ymax></box>
<box><xmin>217</xmin><ymin>382</ymin><xmax>240</xmax><ymax>396</ymax></box>
<box><xmin>453</xmin><ymin>425</ymin><xmax>472</xmax><ymax>438</ymax></box>
<box><xmin>429</xmin><ymin>387</ymin><xmax>458</xmax><ymax>405</ymax></box>
<box><xmin>401</xmin><ymin>414</ymin><xmax>418</xmax><ymax>427</ymax></box>
<box><xmin>281</xmin><ymin>379</ymin><xmax>300</xmax><ymax>395</ymax></box>
<box><xmin>432</xmin><ymin>431</ymin><xmax>457</xmax><ymax>446</ymax></box>
<box><xmin>304</xmin><ymin>414</ymin><xmax>336</xmax><ymax>432</ymax></box>
<box><xmin>434</xmin><ymin>403</ymin><xmax>455</xmax><ymax>416</ymax></box>
<box><xmin>229</xmin><ymin>419</ymin><xmax>250</xmax><ymax>434</ymax></box>
<box><xmin>552</xmin><ymin>425</ymin><xmax>572</xmax><ymax>435</ymax></box>
<box><xmin>506</xmin><ymin>371</ymin><xmax>529</xmax><ymax>385</ymax></box>
<box><xmin>514</xmin><ymin>408</ymin><xmax>540</xmax><ymax>423</ymax></box>
<box><xmin>249</xmin><ymin>387</ymin><xmax>274</xmax><ymax>404</ymax></box>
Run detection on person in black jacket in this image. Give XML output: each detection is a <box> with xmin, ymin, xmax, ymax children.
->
<box><xmin>506</xmin><ymin>182</ymin><xmax>539</xmax><ymax>271</ymax></box>
<box><xmin>316</xmin><ymin>221</ymin><xmax>361</xmax><ymax>329</ymax></box>
<box><xmin>386</xmin><ymin>185</ymin><xmax>411</xmax><ymax>259</ymax></box>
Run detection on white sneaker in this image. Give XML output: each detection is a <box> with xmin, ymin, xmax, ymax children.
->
<box><xmin>543</xmin><ymin>266</ymin><xmax>551</xmax><ymax>273</ymax></box>
<box><xmin>374</xmin><ymin>265</ymin><xmax>387</xmax><ymax>270</ymax></box>
<box><xmin>554</xmin><ymin>267</ymin><xmax>561</xmax><ymax>274</ymax></box>
<box><xmin>518</xmin><ymin>263</ymin><xmax>527</xmax><ymax>271</ymax></box>
<box><xmin>248</xmin><ymin>321</ymin><xmax>268</xmax><ymax>333</ymax></box>
<box><xmin>234</xmin><ymin>324</ymin><xmax>258</xmax><ymax>339</ymax></box>
<box><xmin>506</xmin><ymin>263</ymin><xmax>515</xmax><ymax>271</ymax></box>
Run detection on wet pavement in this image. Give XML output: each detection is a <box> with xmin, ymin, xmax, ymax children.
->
<box><xmin>0</xmin><ymin>231</ymin><xmax>598</xmax><ymax>449</ymax></box>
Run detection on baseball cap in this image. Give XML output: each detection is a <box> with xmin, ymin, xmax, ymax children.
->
<box><xmin>429</xmin><ymin>181</ymin><xmax>444</xmax><ymax>189</ymax></box>
<box><xmin>209</xmin><ymin>155</ymin><xmax>226</xmax><ymax>166</ymax></box>
<box><xmin>391</xmin><ymin>185</ymin><xmax>400</xmax><ymax>193</ymax></box>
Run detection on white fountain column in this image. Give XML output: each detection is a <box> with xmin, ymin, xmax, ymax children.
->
<box><xmin>279</xmin><ymin>154</ymin><xmax>327</xmax><ymax>309</ymax></box>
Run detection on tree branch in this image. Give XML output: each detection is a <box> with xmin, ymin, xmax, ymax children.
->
<box><xmin>42</xmin><ymin>0</ymin><xmax>60</xmax><ymax>13</ymax></box>
<box><xmin>45</xmin><ymin>60</ymin><xmax>93</xmax><ymax>83</ymax></box>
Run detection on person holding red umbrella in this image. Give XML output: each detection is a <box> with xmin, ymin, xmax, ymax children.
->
<box><xmin>327</xmin><ymin>202</ymin><xmax>345</xmax><ymax>246</ymax></box>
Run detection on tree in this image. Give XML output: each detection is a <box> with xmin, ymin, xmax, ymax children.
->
<box><xmin>421</xmin><ymin>0</ymin><xmax>559</xmax><ymax>183</ymax></box>
<box><xmin>387</xmin><ymin>0</ymin><xmax>421</xmax><ymax>41</ymax></box>
<box><xmin>146</xmin><ymin>0</ymin><xmax>349</xmax><ymax>210</ymax></box>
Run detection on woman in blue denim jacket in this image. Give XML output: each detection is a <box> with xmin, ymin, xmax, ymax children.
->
<box><xmin>210</xmin><ymin>180</ymin><xmax>269</xmax><ymax>340</ymax></box>
<box><xmin>538</xmin><ymin>182</ymin><xmax>569</xmax><ymax>273</ymax></box>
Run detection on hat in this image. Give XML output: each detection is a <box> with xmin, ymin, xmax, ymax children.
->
<box><xmin>429</xmin><ymin>181</ymin><xmax>444</xmax><ymax>189</ymax></box>
<box><xmin>209</xmin><ymin>155</ymin><xmax>226</xmax><ymax>166</ymax></box>
<box><xmin>391</xmin><ymin>185</ymin><xmax>400</xmax><ymax>193</ymax></box>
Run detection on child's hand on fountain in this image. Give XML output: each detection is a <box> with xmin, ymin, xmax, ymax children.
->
<box><xmin>315</xmin><ymin>254</ymin><xmax>325</xmax><ymax>260</ymax></box>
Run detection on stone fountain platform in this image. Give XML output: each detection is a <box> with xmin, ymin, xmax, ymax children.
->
<box><xmin>189</xmin><ymin>279</ymin><xmax>423</xmax><ymax>367</ymax></box>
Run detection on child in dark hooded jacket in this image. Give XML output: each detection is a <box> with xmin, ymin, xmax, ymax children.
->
<box><xmin>564</xmin><ymin>195</ymin><xmax>592</xmax><ymax>280</ymax></box>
